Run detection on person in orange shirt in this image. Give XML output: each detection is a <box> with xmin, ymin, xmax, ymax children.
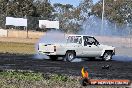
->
<box><xmin>81</xmin><ymin>67</ymin><xmax>91</xmax><ymax>86</ymax></box>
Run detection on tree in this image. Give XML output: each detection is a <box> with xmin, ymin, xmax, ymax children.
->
<box><xmin>0</xmin><ymin>0</ymin><xmax>9</xmax><ymax>15</ymax></box>
<box><xmin>78</xmin><ymin>0</ymin><xmax>93</xmax><ymax>20</ymax></box>
<box><xmin>34</xmin><ymin>0</ymin><xmax>54</xmax><ymax>19</ymax></box>
<box><xmin>5</xmin><ymin>0</ymin><xmax>35</xmax><ymax>17</ymax></box>
<box><xmin>0</xmin><ymin>0</ymin><xmax>10</xmax><ymax>28</ymax></box>
<box><xmin>53</xmin><ymin>3</ymin><xmax>76</xmax><ymax>33</ymax></box>
<box><xmin>0</xmin><ymin>0</ymin><xmax>54</xmax><ymax>30</ymax></box>
<box><xmin>0</xmin><ymin>0</ymin><xmax>54</xmax><ymax>18</ymax></box>
<box><xmin>53</xmin><ymin>0</ymin><xmax>93</xmax><ymax>33</ymax></box>
<box><xmin>92</xmin><ymin>0</ymin><xmax>132</xmax><ymax>25</ymax></box>
<box><xmin>0</xmin><ymin>0</ymin><xmax>93</xmax><ymax>32</ymax></box>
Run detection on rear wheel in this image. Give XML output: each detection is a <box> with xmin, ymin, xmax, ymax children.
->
<box><xmin>102</xmin><ymin>51</ymin><xmax>112</xmax><ymax>61</ymax></box>
<box><xmin>49</xmin><ymin>56</ymin><xmax>58</xmax><ymax>61</ymax></box>
<box><xmin>65</xmin><ymin>51</ymin><xmax>76</xmax><ymax>62</ymax></box>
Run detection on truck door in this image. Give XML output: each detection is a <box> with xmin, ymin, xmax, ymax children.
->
<box><xmin>82</xmin><ymin>36</ymin><xmax>102</xmax><ymax>57</ymax></box>
<box><xmin>67</xmin><ymin>36</ymin><xmax>83</xmax><ymax>56</ymax></box>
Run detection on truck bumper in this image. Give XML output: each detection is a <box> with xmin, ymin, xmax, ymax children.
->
<box><xmin>38</xmin><ymin>51</ymin><xmax>57</xmax><ymax>55</ymax></box>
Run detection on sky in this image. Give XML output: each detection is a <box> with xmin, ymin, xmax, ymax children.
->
<box><xmin>50</xmin><ymin>0</ymin><xmax>100</xmax><ymax>7</ymax></box>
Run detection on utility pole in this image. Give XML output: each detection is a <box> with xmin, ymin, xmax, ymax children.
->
<box><xmin>24</xmin><ymin>15</ymin><xmax>28</xmax><ymax>38</ymax></box>
<box><xmin>6</xmin><ymin>2</ymin><xmax>9</xmax><ymax>37</ymax></box>
<box><xmin>101</xmin><ymin>0</ymin><xmax>105</xmax><ymax>35</ymax></box>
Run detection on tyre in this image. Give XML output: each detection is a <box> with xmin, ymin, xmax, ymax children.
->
<box><xmin>102</xmin><ymin>51</ymin><xmax>112</xmax><ymax>61</ymax></box>
<box><xmin>49</xmin><ymin>56</ymin><xmax>58</xmax><ymax>61</ymax></box>
<box><xmin>65</xmin><ymin>51</ymin><xmax>76</xmax><ymax>62</ymax></box>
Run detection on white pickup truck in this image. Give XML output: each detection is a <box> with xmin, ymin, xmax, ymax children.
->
<box><xmin>38</xmin><ymin>35</ymin><xmax>115</xmax><ymax>62</ymax></box>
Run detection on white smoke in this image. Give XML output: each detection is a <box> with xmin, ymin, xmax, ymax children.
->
<box><xmin>79</xmin><ymin>15</ymin><xmax>130</xmax><ymax>36</ymax></box>
<box><xmin>38</xmin><ymin>30</ymin><xmax>67</xmax><ymax>44</ymax></box>
<box><xmin>34</xmin><ymin>30</ymin><xmax>67</xmax><ymax>59</ymax></box>
<box><xmin>113</xmin><ymin>55</ymin><xmax>132</xmax><ymax>62</ymax></box>
<box><xmin>79</xmin><ymin>15</ymin><xmax>132</xmax><ymax>62</ymax></box>
<box><xmin>33</xmin><ymin>16</ymin><xmax>132</xmax><ymax>62</ymax></box>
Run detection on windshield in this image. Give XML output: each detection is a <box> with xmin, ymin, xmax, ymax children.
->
<box><xmin>67</xmin><ymin>36</ymin><xmax>82</xmax><ymax>44</ymax></box>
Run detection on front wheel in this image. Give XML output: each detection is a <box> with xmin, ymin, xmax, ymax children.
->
<box><xmin>102</xmin><ymin>51</ymin><xmax>112</xmax><ymax>61</ymax></box>
<box><xmin>65</xmin><ymin>51</ymin><xmax>76</xmax><ymax>62</ymax></box>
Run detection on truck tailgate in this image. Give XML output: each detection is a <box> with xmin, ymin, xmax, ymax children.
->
<box><xmin>39</xmin><ymin>44</ymin><xmax>55</xmax><ymax>52</ymax></box>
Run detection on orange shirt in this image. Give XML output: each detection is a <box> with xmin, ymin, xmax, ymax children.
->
<box><xmin>81</xmin><ymin>67</ymin><xmax>89</xmax><ymax>78</ymax></box>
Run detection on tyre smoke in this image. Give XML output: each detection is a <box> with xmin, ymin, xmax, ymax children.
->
<box><xmin>38</xmin><ymin>30</ymin><xmax>67</xmax><ymax>44</ymax></box>
<box><xmin>79</xmin><ymin>16</ymin><xmax>131</xmax><ymax>36</ymax></box>
<box><xmin>113</xmin><ymin>55</ymin><xmax>132</xmax><ymax>62</ymax></box>
<box><xmin>34</xmin><ymin>16</ymin><xmax>132</xmax><ymax>61</ymax></box>
<box><xmin>34</xmin><ymin>30</ymin><xmax>67</xmax><ymax>59</ymax></box>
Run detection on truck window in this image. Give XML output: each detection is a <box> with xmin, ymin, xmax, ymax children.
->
<box><xmin>83</xmin><ymin>36</ymin><xmax>96</xmax><ymax>46</ymax></box>
<box><xmin>67</xmin><ymin>36</ymin><xmax>82</xmax><ymax>44</ymax></box>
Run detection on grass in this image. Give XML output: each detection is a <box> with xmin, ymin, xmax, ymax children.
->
<box><xmin>0</xmin><ymin>42</ymin><xmax>129</xmax><ymax>88</ymax></box>
<box><xmin>0</xmin><ymin>70</ymin><xmax>80</xmax><ymax>88</ymax></box>
<box><xmin>0</xmin><ymin>42</ymin><xmax>35</xmax><ymax>54</ymax></box>
<box><xmin>0</xmin><ymin>40</ymin><xmax>81</xmax><ymax>88</ymax></box>
<box><xmin>0</xmin><ymin>70</ymin><xmax>43</xmax><ymax>81</ymax></box>
<box><xmin>0</xmin><ymin>70</ymin><xmax>124</xmax><ymax>88</ymax></box>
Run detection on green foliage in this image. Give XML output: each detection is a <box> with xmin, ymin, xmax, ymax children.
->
<box><xmin>92</xmin><ymin>0</ymin><xmax>132</xmax><ymax>25</ymax></box>
<box><xmin>0</xmin><ymin>71</ymin><xmax>79</xmax><ymax>88</ymax></box>
<box><xmin>0</xmin><ymin>0</ymin><xmax>54</xmax><ymax>30</ymax></box>
<box><xmin>78</xmin><ymin>0</ymin><xmax>93</xmax><ymax>19</ymax></box>
<box><xmin>53</xmin><ymin>0</ymin><xmax>93</xmax><ymax>33</ymax></box>
<box><xmin>53</xmin><ymin>3</ymin><xmax>76</xmax><ymax>33</ymax></box>
<box><xmin>0</xmin><ymin>70</ymin><xmax>43</xmax><ymax>81</ymax></box>
<box><xmin>51</xmin><ymin>74</ymin><xmax>69</xmax><ymax>82</ymax></box>
<box><xmin>0</xmin><ymin>70</ymin><xmax>77</xmax><ymax>82</ymax></box>
<box><xmin>34</xmin><ymin>1</ymin><xmax>54</xmax><ymax>19</ymax></box>
<box><xmin>1</xmin><ymin>0</ymin><xmax>131</xmax><ymax>32</ymax></box>
<box><xmin>0</xmin><ymin>0</ymin><xmax>53</xmax><ymax>18</ymax></box>
<box><xmin>0</xmin><ymin>0</ymin><xmax>93</xmax><ymax>33</ymax></box>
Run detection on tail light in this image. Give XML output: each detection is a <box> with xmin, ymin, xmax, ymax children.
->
<box><xmin>38</xmin><ymin>45</ymin><xmax>39</xmax><ymax>50</ymax></box>
<box><xmin>54</xmin><ymin>46</ymin><xmax>56</xmax><ymax>52</ymax></box>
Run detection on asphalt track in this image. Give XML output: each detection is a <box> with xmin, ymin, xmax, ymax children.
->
<box><xmin>0</xmin><ymin>53</ymin><xmax>132</xmax><ymax>81</ymax></box>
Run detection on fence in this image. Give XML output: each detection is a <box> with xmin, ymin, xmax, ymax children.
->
<box><xmin>0</xmin><ymin>29</ymin><xmax>44</xmax><ymax>39</ymax></box>
<box><xmin>0</xmin><ymin>29</ymin><xmax>7</xmax><ymax>37</ymax></box>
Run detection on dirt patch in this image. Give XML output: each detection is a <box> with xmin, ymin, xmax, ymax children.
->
<box><xmin>0</xmin><ymin>53</ymin><xmax>132</xmax><ymax>81</ymax></box>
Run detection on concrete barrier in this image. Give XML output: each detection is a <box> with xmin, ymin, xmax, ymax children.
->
<box><xmin>7</xmin><ymin>30</ymin><xmax>44</xmax><ymax>38</ymax></box>
<box><xmin>0</xmin><ymin>29</ymin><xmax>7</xmax><ymax>37</ymax></box>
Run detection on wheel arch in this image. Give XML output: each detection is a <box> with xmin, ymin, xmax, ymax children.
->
<box><xmin>101</xmin><ymin>50</ymin><xmax>113</xmax><ymax>56</ymax></box>
<box><xmin>65</xmin><ymin>50</ymin><xmax>76</xmax><ymax>62</ymax></box>
<box><xmin>66</xmin><ymin>50</ymin><xmax>76</xmax><ymax>55</ymax></box>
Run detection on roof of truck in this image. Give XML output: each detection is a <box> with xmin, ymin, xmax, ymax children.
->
<box><xmin>68</xmin><ymin>35</ymin><xmax>94</xmax><ymax>37</ymax></box>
